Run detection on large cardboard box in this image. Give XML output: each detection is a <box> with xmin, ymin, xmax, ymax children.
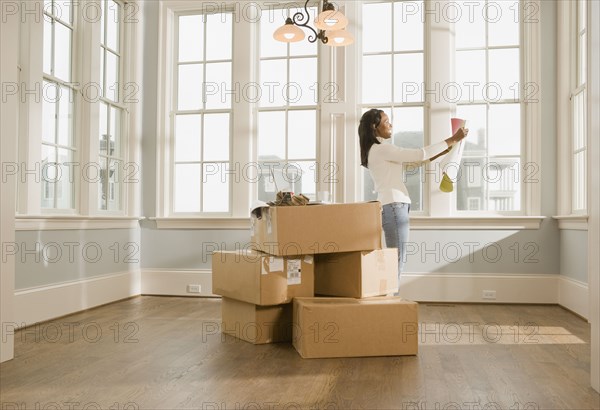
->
<box><xmin>315</xmin><ymin>249</ymin><xmax>399</xmax><ymax>298</ymax></box>
<box><xmin>293</xmin><ymin>297</ymin><xmax>418</xmax><ymax>358</ymax></box>
<box><xmin>250</xmin><ymin>202</ymin><xmax>383</xmax><ymax>256</ymax></box>
<box><xmin>212</xmin><ymin>249</ymin><xmax>314</xmax><ymax>306</ymax></box>
<box><xmin>221</xmin><ymin>297</ymin><xmax>292</xmax><ymax>344</ymax></box>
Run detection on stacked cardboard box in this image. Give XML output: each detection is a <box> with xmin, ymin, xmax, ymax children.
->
<box><xmin>212</xmin><ymin>249</ymin><xmax>314</xmax><ymax>344</ymax></box>
<box><xmin>211</xmin><ymin>202</ymin><xmax>418</xmax><ymax>357</ymax></box>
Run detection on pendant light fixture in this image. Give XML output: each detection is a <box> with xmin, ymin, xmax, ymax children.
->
<box><xmin>273</xmin><ymin>0</ymin><xmax>354</xmax><ymax>46</ymax></box>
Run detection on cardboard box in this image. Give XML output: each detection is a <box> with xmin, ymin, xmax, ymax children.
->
<box><xmin>315</xmin><ymin>249</ymin><xmax>399</xmax><ymax>298</ymax></box>
<box><xmin>221</xmin><ymin>297</ymin><xmax>292</xmax><ymax>344</ymax></box>
<box><xmin>250</xmin><ymin>202</ymin><xmax>383</xmax><ymax>256</ymax></box>
<box><xmin>212</xmin><ymin>249</ymin><xmax>314</xmax><ymax>306</ymax></box>
<box><xmin>293</xmin><ymin>297</ymin><xmax>418</xmax><ymax>358</ymax></box>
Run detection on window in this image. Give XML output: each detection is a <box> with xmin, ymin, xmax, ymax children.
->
<box><xmin>257</xmin><ymin>6</ymin><xmax>319</xmax><ymax>203</ymax></box>
<box><xmin>360</xmin><ymin>0</ymin><xmax>425</xmax><ymax>211</ymax></box>
<box><xmin>42</xmin><ymin>0</ymin><xmax>76</xmax><ymax>210</ymax></box>
<box><xmin>571</xmin><ymin>0</ymin><xmax>587</xmax><ymax>213</ymax></box>
<box><xmin>455</xmin><ymin>0</ymin><xmax>522</xmax><ymax>212</ymax></box>
<box><xmin>99</xmin><ymin>0</ymin><xmax>125</xmax><ymax>211</ymax></box>
<box><xmin>172</xmin><ymin>12</ymin><xmax>233</xmax><ymax>214</ymax></box>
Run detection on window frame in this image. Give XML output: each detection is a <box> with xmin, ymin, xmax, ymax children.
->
<box><xmin>15</xmin><ymin>0</ymin><xmax>141</xmax><ymax>230</ymax></box>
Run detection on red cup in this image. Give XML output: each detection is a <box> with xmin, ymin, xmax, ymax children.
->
<box><xmin>451</xmin><ymin>118</ymin><xmax>466</xmax><ymax>135</ymax></box>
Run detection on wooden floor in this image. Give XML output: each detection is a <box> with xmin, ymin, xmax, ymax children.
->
<box><xmin>1</xmin><ymin>296</ymin><xmax>599</xmax><ymax>410</ymax></box>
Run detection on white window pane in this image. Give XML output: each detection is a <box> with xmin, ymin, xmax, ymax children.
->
<box><xmin>178</xmin><ymin>64</ymin><xmax>203</xmax><ymax>110</ymax></box>
<box><xmin>41</xmin><ymin>145</ymin><xmax>57</xmax><ymax>208</ymax></box>
<box><xmin>573</xmin><ymin>151</ymin><xmax>586</xmax><ymax>210</ymax></box>
<box><xmin>362</xmin><ymin>3</ymin><xmax>392</xmax><ymax>53</ymax></box>
<box><xmin>205</xmin><ymin>13</ymin><xmax>232</xmax><ymax>61</ymax></box>
<box><xmin>54</xmin><ymin>21</ymin><xmax>71</xmax><ymax>82</ymax></box>
<box><xmin>42</xmin><ymin>82</ymin><xmax>57</xmax><ymax>143</ymax></box>
<box><xmin>260</xmin><ymin>59</ymin><xmax>287</xmax><ymax>107</ymax></box>
<box><xmin>108</xmin><ymin>158</ymin><xmax>122</xmax><ymax>211</ymax></box>
<box><xmin>57</xmin><ymin>86</ymin><xmax>73</xmax><ymax>147</ymax></box>
<box><xmin>175</xmin><ymin>114</ymin><xmax>201</xmax><ymax>162</ymax></box>
<box><xmin>110</xmin><ymin>106</ymin><xmax>121</xmax><ymax>157</ymax></box>
<box><xmin>261</xmin><ymin>11</ymin><xmax>288</xmax><ymax>58</ymax></box>
<box><xmin>394</xmin><ymin>53</ymin><xmax>424</xmax><ymax>103</ymax></box>
<box><xmin>295</xmin><ymin>161</ymin><xmax>316</xmax><ymax>199</ymax></box>
<box><xmin>455</xmin><ymin>0</ymin><xmax>485</xmax><ymax>49</ymax></box>
<box><xmin>392</xmin><ymin>107</ymin><xmax>424</xmax><ymax>146</ymax></box>
<box><xmin>99</xmin><ymin>156</ymin><xmax>108</xmax><ymax>210</ymax></box>
<box><xmin>486</xmin><ymin>158</ymin><xmax>521</xmax><ymax>212</ymax></box>
<box><xmin>105</xmin><ymin>51</ymin><xmax>119</xmax><ymax>102</ymax></box>
<box><xmin>205</xmin><ymin>62</ymin><xmax>232</xmax><ymax>109</ymax></box>
<box><xmin>43</xmin><ymin>19</ymin><xmax>52</xmax><ymax>74</ymax></box>
<box><xmin>288</xmin><ymin>110</ymin><xmax>316</xmax><ymax>160</ymax></box>
<box><xmin>394</xmin><ymin>1</ymin><xmax>423</xmax><ymax>51</ymax></box>
<box><xmin>489</xmin><ymin>48</ymin><xmax>520</xmax><ymax>101</ymax></box>
<box><xmin>203</xmin><ymin>113</ymin><xmax>230</xmax><ymax>162</ymax></box>
<box><xmin>99</xmin><ymin>102</ymin><xmax>108</xmax><ymax>155</ymax></box>
<box><xmin>203</xmin><ymin>163</ymin><xmax>230</xmax><ymax>212</ymax></box>
<box><xmin>60</xmin><ymin>0</ymin><xmax>73</xmax><ymax>25</ymax></box>
<box><xmin>264</xmin><ymin>162</ymin><xmax>307</xmax><ymax>196</ymax></box>
<box><xmin>488</xmin><ymin>104</ymin><xmax>520</xmax><ymax>156</ymax></box>
<box><xmin>362</xmin><ymin>55</ymin><xmax>392</xmax><ymax>104</ymax></box>
<box><xmin>456</xmin><ymin>104</ymin><xmax>487</xmax><ymax>154</ymax></box>
<box><xmin>289</xmin><ymin>58</ymin><xmax>317</xmax><ymax>106</ymax></box>
<box><xmin>393</xmin><ymin>106</ymin><xmax>424</xmax><ymax>212</ymax></box>
<box><xmin>174</xmin><ymin>164</ymin><xmax>201</xmax><ymax>212</ymax></box>
<box><xmin>56</xmin><ymin>148</ymin><xmax>74</xmax><ymax>209</ymax></box>
<box><xmin>579</xmin><ymin>33</ymin><xmax>586</xmax><ymax>86</ymax></box>
<box><xmin>106</xmin><ymin>0</ymin><xmax>120</xmax><ymax>51</ymax></box>
<box><xmin>179</xmin><ymin>15</ymin><xmax>204</xmax><ymax>62</ymax></box>
<box><xmin>99</xmin><ymin>50</ymin><xmax>105</xmax><ymax>97</ymax></box>
<box><xmin>456</xmin><ymin>50</ymin><xmax>486</xmax><ymax>102</ymax></box>
<box><xmin>457</xmin><ymin>157</ymin><xmax>486</xmax><ymax>211</ymax></box>
<box><xmin>488</xmin><ymin>0</ymin><xmax>520</xmax><ymax>47</ymax></box>
<box><xmin>258</xmin><ymin>111</ymin><xmax>285</xmax><ymax>160</ymax></box>
<box><xmin>574</xmin><ymin>91</ymin><xmax>586</xmax><ymax>150</ymax></box>
<box><xmin>100</xmin><ymin>0</ymin><xmax>105</xmax><ymax>44</ymax></box>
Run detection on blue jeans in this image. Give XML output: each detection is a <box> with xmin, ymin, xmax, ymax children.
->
<box><xmin>382</xmin><ymin>202</ymin><xmax>410</xmax><ymax>292</ymax></box>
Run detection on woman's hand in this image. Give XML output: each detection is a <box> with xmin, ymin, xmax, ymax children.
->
<box><xmin>452</xmin><ymin>127</ymin><xmax>469</xmax><ymax>143</ymax></box>
<box><xmin>445</xmin><ymin>127</ymin><xmax>469</xmax><ymax>147</ymax></box>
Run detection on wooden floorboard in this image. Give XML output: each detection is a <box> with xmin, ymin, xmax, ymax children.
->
<box><xmin>1</xmin><ymin>296</ymin><xmax>599</xmax><ymax>410</ymax></box>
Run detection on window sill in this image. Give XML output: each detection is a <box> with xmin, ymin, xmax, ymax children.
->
<box><xmin>15</xmin><ymin>216</ymin><xmax>143</xmax><ymax>231</ymax></box>
<box><xmin>150</xmin><ymin>217</ymin><xmax>251</xmax><ymax>230</ymax></box>
<box><xmin>552</xmin><ymin>215</ymin><xmax>588</xmax><ymax>231</ymax></box>
<box><xmin>409</xmin><ymin>216</ymin><xmax>546</xmax><ymax>230</ymax></box>
<box><xmin>148</xmin><ymin>216</ymin><xmax>545</xmax><ymax>231</ymax></box>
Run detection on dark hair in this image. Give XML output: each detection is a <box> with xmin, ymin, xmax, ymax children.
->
<box><xmin>358</xmin><ymin>109</ymin><xmax>384</xmax><ymax>168</ymax></box>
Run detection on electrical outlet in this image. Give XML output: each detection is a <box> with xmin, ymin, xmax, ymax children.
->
<box><xmin>482</xmin><ymin>290</ymin><xmax>496</xmax><ymax>300</ymax></box>
<box><xmin>187</xmin><ymin>284</ymin><xmax>201</xmax><ymax>293</ymax></box>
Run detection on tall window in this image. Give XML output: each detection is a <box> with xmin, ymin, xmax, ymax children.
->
<box><xmin>455</xmin><ymin>0</ymin><xmax>522</xmax><ymax>212</ymax></box>
<box><xmin>172</xmin><ymin>12</ymin><xmax>233</xmax><ymax>213</ymax></box>
<box><xmin>99</xmin><ymin>0</ymin><xmax>125</xmax><ymax>211</ymax></box>
<box><xmin>361</xmin><ymin>0</ymin><xmax>425</xmax><ymax>210</ymax></box>
<box><xmin>571</xmin><ymin>0</ymin><xmax>587</xmax><ymax>213</ymax></box>
<box><xmin>42</xmin><ymin>0</ymin><xmax>76</xmax><ymax>210</ymax></box>
<box><xmin>257</xmin><ymin>7</ymin><xmax>319</xmax><ymax>202</ymax></box>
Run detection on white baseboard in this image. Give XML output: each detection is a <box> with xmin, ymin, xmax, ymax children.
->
<box><xmin>141</xmin><ymin>269</ymin><xmax>215</xmax><ymax>297</ymax></box>
<box><xmin>558</xmin><ymin>276</ymin><xmax>589</xmax><ymax>319</ymax></box>
<box><xmin>399</xmin><ymin>273</ymin><xmax>559</xmax><ymax>304</ymax></box>
<box><xmin>14</xmin><ymin>270</ymin><xmax>141</xmax><ymax>328</ymax></box>
<box><xmin>11</xmin><ymin>271</ymin><xmax>589</xmax><ymax>329</ymax></box>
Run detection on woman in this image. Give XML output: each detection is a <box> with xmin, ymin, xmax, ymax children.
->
<box><xmin>358</xmin><ymin>109</ymin><xmax>468</xmax><ymax>292</ymax></box>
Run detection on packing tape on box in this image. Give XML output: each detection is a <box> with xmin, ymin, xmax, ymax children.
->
<box><xmin>303</xmin><ymin>255</ymin><xmax>314</xmax><ymax>264</ymax></box>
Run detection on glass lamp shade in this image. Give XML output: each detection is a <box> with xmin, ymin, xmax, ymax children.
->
<box><xmin>314</xmin><ymin>9</ymin><xmax>348</xmax><ymax>31</ymax></box>
<box><xmin>326</xmin><ymin>29</ymin><xmax>354</xmax><ymax>47</ymax></box>
<box><xmin>273</xmin><ymin>20</ymin><xmax>305</xmax><ymax>43</ymax></box>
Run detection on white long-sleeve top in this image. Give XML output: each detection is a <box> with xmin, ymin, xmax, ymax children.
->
<box><xmin>367</xmin><ymin>140</ymin><xmax>449</xmax><ymax>205</ymax></box>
